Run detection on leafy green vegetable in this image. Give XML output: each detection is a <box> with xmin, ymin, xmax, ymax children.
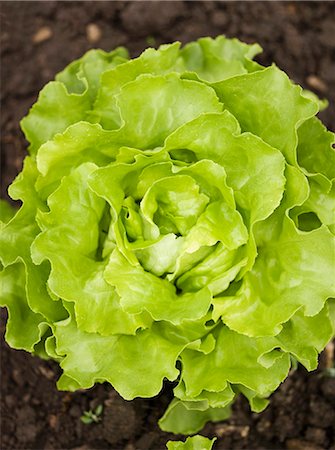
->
<box><xmin>80</xmin><ymin>404</ymin><xmax>104</xmax><ymax>424</ymax></box>
<box><xmin>166</xmin><ymin>435</ymin><xmax>216</xmax><ymax>450</ymax></box>
<box><xmin>1</xmin><ymin>36</ymin><xmax>334</xmax><ymax>442</ymax></box>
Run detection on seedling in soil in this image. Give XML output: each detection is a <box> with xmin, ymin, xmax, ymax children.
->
<box><xmin>322</xmin><ymin>367</ymin><xmax>335</xmax><ymax>378</ymax></box>
<box><xmin>80</xmin><ymin>404</ymin><xmax>103</xmax><ymax>424</ymax></box>
<box><xmin>146</xmin><ymin>35</ymin><xmax>156</xmax><ymax>46</ymax></box>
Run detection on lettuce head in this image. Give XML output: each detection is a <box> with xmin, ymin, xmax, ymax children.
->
<box><xmin>1</xmin><ymin>36</ymin><xmax>334</xmax><ymax>436</ymax></box>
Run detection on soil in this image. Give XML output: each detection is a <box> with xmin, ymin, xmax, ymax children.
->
<box><xmin>1</xmin><ymin>1</ymin><xmax>335</xmax><ymax>449</ymax></box>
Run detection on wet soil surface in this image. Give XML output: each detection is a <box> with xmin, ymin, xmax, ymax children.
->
<box><xmin>1</xmin><ymin>1</ymin><xmax>335</xmax><ymax>449</ymax></box>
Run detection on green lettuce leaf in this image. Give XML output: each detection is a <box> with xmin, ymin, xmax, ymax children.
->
<box><xmin>213</xmin><ymin>217</ymin><xmax>335</xmax><ymax>336</ymax></box>
<box><xmin>166</xmin><ymin>435</ymin><xmax>216</xmax><ymax>450</ymax></box>
<box><xmin>0</xmin><ymin>157</ymin><xmax>66</xmax><ymax>322</ymax></box>
<box><xmin>0</xmin><ymin>199</ymin><xmax>16</xmax><ymax>224</ymax></box>
<box><xmin>179</xmin><ymin>325</ymin><xmax>290</xmax><ymax>398</ymax></box>
<box><xmin>0</xmin><ymin>263</ymin><xmax>47</xmax><ymax>351</ymax></box>
<box><xmin>213</xmin><ymin>65</ymin><xmax>319</xmax><ymax>164</ymax></box>
<box><xmin>178</xmin><ymin>35</ymin><xmax>262</xmax><ymax>82</ymax></box>
<box><xmin>160</xmin><ymin>397</ymin><xmax>230</xmax><ymax>435</ymax></box>
<box><xmin>54</xmin><ymin>310</ymin><xmax>196</xmax><ymax>400</ymax></box>
<box><xmin>92</xmin><ymin>43</ymin><xmax>181</xmax><ymax>128</ymax></box>
<box><xmin>56</xmin><ymin>47</ymin><xmax>128</xmax><ymax>99</ymax></box>
<box><xmin>21</xmin><ymin>48</ymin><xmax>127</xmax><ymax>155</ymax></box>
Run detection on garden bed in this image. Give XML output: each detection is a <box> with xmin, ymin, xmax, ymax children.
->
<box><xmin>1</xmin><ymin>2</ymin><xmax>335</xmax><ymax>449</ymax></box>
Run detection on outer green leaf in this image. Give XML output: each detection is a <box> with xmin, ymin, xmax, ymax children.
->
<box><xmin>275</xmin><ymin>303</ymin><xmax>334</xmax><ymax>370</ymax></box>
<box><xmin>0</xmin><ymin>158</ymin><xmax>66</xmax><ymax>321</ymax></box>
<box><xmin>302</xmin><ymin>175</ymin><xmax>335</xmax><ymax>231</ymax></box>
<box><xmin>93</xmin><ymin>43</ymin><xmax>181</xmax><ymax>128</ymax></box>
<box><xmin>213</xmin><ymin>65</ymin><xmax>318</xmax><ymax>164</ymax></box>
<box><xmin>54</xmin><ymin>315</ymin><xmax>187</xmax><ymax>399</ymax></box>
<box><xmin>0</xmin><ymin>264</ymin><xmax>47</xmax><ymax>351</ymax></box>
<box><xmin>214</xmin><ymin>217</ymin><xmax>335</xmax><ymax>336</ymax></box>
<box><xmin>21</xmin><ymin>82</ymin><xmax>91</xmax><ymax>155</ymax></box>
<box><xmin>35</xmin><ymin>122</ymin><xmax>118</xmax><ymax>199</ymax></box>
<box><xmin>111</xmin><ymin>73</ymin><xmax>223</xmax><ymax>150</ymax></box>
<box><xmin>93</xmin><ymin>37</ymin><xmax>261</xmax><ymax>129</ymax></box>
<box><xmin>329</xmin><ymin>298</ymin><xmax>335</xmax><ymax>333</ymax></box>
<box><xmin>174</xmin><ymin>381</ymin><xmax>236</xmax><ymax>409</ymax></box>
<box><xmin>302</xmin><ymin>89</ymin><xmax>328</xmax><ymax>112</ymax></box>
<box><xmin>160</xmin><ymin>398</ymin><xmax>230</xmax><ymax>435</ymax></box>
<box><xmin>56</xmin><ymin>47</ymin><xmax>128</xmax><ymax>99</ymax></box>
<box><xmin>236</xmin><ymin>385</ymin><xmax>269</xmax><ymax>413</ymax></box>
<box><xmin>253</xmin><ymin>164</ymin><xmax>309</xmax><ymax>246</ymax></box>
<box><xmin>158</xmin><ymin>313</ymin><xmax>216</xmax><ymax>350</ymax></box>
<box><xmin>178</xmin><ymin>35</ymin><xmax>262</xmax><ymax>82</ymax></box>
<box><xmin>166</xmin><ymin>435</ymin><xmax>216</xmax><ymax>450</ymax></box>
<box><xmin>180</xmin><ymin>325</ymin><xmax>290</xmax><ymax>398</ymax></box>
<box><xmin>21</xmin><ymin>48</ymin><xmax>127</xmax><ymax>155</ymax></box>
<box><xmin>295</xmin><ymin>117</ymin><xmax>335</xmax><ymax>232</ymax></box>
<box><xmin>0</xmin><ymin>199</ymin><xmax>16</xmax><ymax>225</ymax></box>
<box><xmin>297</xmin><ymin>116</ymin><xmax>335</xmax><ymax>180</ymax></box>
<box><xmin>33</xmin><ymin>163</ymin><xmax>105</xmax><ymax>256</ymax></box>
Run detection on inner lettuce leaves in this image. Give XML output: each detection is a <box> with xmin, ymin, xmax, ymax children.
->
<box><xmin>1</xmin><ymin>36</ymin><xmax>334</xmax><ymax>440</ymax></box>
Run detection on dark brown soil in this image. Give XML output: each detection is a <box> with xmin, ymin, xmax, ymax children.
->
<box><xmin>1</xmin><ymin>1</ymin><xmax>335</xmax><ymax>449</ymax></box>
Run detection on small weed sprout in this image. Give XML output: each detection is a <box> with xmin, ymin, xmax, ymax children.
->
<box><xmin>80</xmin><ymin>404</ymin><xmax>103</xmax><ymax>425</ymax></box>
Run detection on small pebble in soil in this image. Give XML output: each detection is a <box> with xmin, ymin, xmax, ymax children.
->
<box><xmin>5</xmin><ymin>394</ymin><xmax>16</xmax><ymax>408</ymax></box>
<box><xmin>12</xmin><ymin>368</ymin><xmax>24</xmax><ymax>386</ymax></box>
<box><xmin>214</xmin><ymin>424</ymin><xmax>250</xmax><ymax>438</ymax></box>
<box><xmin>124</xmin><ymin>444</ymin><xmax>136</xmax><ymax>450</ymax></box>
<box><xmin>39</xmin><ymin>364</ymin><xmax>55</xmax><ymax>380</ymax></box>
<box><xmin>211</xmin><ymin>11</ymin><xmax>228</xmax><ymax>27</ymax></box>
<box><xmin>286</xmin><ymin>438</ymin><xmax>325</xmax><ymax>450</ymax></box>
<box><xmin>321</xmin><ymin>377</ymin><xmax>335</xmax><ymax>399</ymax></box>
<box><xmin>32</xmin><ymin>26</ymin><xmax>52</xmax><ymax>44</ymax></box>
<box><xmin>23</xmin><ymin>393</ymin><xmax>31</xmax><ymax>402</ymax></box>
<box><xmin>306</xmin><ymin>75</ymin><xmax>328</xmax><ymax>93</ymax></box>
<box><xmin>86</xmin><ymin>23</ymin><xmax>102</xmax><ymax>44</ymax></box>
<box><xmin>48</xmin><ymin>414</ymin><xmax>58</xmax><ymax>430</ymax></box>
<box><xmin>16</xmin><ymin>423</ymin><xmax>38</xmax><ymax>442</ymax></box>
<box><xmin>240</xmin><ymin>426</ymin><xmax>250</xmax><ymax>438</ymax></box>
<box><xmin>325</xmin><ymin>340</ymin><xmax>334</xmax><ymax>367</ymax></box>
<box><xmin>304</xmin><ymin>426</ymin><xmax>327</xmax><ymax>446</ymax></box>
